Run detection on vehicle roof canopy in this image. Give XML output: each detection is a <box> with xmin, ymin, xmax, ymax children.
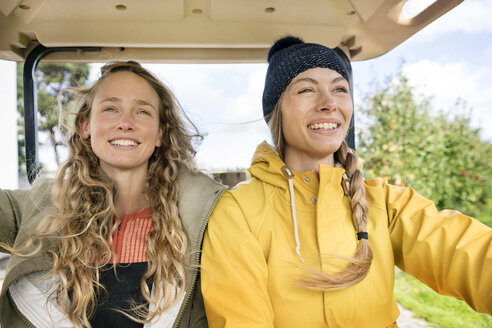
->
<box><xmin>0</xmin><ymin>0</ymin><xmax>462</xmax><ymax>62</ymax></box>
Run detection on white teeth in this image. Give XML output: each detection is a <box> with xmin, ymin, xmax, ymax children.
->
<box><xmin>110</xmin><ymin>139</ymin><xmax>138</xmax><ymax>146</ymax></box>
<box><xmin>308</xmin><ymin>122</ymin><xmax>338</xmax><ymax>130</ymax></box>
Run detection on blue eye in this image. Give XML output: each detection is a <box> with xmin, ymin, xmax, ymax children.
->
<box><xmin>334</xmin><ymin>86</ymin><xmax>348</xmax><ymax>93</ymax></box>
<box><xmin>103</xmin><ymin>107</ymin><xmax>116</xmax><ymax>112</ymax></box>
<box><xmin>297</xmin><ymin>88</ymin><xmax>313</xmax><ymax>94</ymax></box>
<box><xmin>138</xmin><ymin>110</ymin><xmax>151</xmax><ymax>116</ymax></box>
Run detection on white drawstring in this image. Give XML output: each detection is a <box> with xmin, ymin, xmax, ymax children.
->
<box><xmin>281</xmin><ymin>166</ymin><xmax>304</xmax><ymax>263</ymax></box>
<box><xmin>281</xmin><ymin>164</ymin><xmax>351</xmax><ymax>263</ymax></box>
<box><xmin>287</xmin><ymin>177</ymin><xmax>304</xmax><ymax>263</ymax></box>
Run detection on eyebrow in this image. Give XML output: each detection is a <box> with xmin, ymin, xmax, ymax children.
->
<box><xmin>98</xmin><ymin>97</ymin><xmax>156</xmax><ymax>110</ymax></box>
<box><xmin>291</xmin><ymin>77</ymin><xmax>317</xmax><ymax>85</ymax></box>
<box><xmin>135</xmin><ymin>99</ymin><xmax>156</xmax><ymax>109</ymax></box>
<box><xmin>291</xmin><ymin>75</ymin><xmax>347</xmax><ymax>86</ymax></box>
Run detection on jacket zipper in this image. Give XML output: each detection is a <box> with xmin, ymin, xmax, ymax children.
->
<box><xmin>7</xmin><ymin>289</ymin><xmax>36</xmax><ymax>328</ymax></box>
<box><xmin>172</xmin><ymin>188</ymin><xmax>226</xmax><ymax>328</ymax></box>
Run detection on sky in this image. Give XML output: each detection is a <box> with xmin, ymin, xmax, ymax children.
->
<box><xmin>1</xmin><ymin>0</ymin><xmax>491</xmax><ymax>179</ymax></box>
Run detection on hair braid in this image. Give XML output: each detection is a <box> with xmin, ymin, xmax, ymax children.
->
<box><xmin>298</xmin><ymin>141</ymin><xmax>373</xmax><ymax>290</ymax></box>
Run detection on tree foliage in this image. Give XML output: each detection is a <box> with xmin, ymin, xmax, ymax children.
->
<box><xmin>358</xmin><ymin>72</ymin><xmax>491</xmax><ymax>217</ymax></box>
<box><xmin>17</xmin><ymin>62</ymin><xmax>90</xmax><ymax>172</ymax></box>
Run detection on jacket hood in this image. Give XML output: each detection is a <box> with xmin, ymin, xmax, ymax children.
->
<box><xmin>249</xmin><ymin>141</ymin><xmax>290</xmax><ymax>189</ymax></box>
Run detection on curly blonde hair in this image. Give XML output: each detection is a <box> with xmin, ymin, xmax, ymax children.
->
<box><xmin>268</xmin><ymin>98</ymin><xmax>373</xmax><ymax>290</ymax></box>
<box><xmin>7</xmin><ymin>61</ymin><xmax>200</xmax><ymax>327</ymax></box>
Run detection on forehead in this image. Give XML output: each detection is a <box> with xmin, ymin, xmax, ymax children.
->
<box><xmin>93</xmin><ymin>71</ymin><xmax>160</xmax><ymax>104</ymax></box>
<box><xmin>293</xmin><ymin>67</ymin><xmax>346</xmax><ymax>82</ymax></box>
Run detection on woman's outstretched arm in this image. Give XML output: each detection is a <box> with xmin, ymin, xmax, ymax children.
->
<box><xmin>381</xmin><ymin>181</ymin><xmax>492</xmax><ymax>314</ymax></box>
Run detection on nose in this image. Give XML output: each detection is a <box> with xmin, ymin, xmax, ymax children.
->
<box><xmin>118</xmin><ymin>111</ymin><xmax>135</xmax><ymax>131</ymax></box>
<box><xmin>317</xmin><ymin>90</ymin><xmax>337</xmax><ymax>112</ymax></box>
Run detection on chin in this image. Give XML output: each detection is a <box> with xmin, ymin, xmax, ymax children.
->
<box><xmin>318</xmin><ymin>144</ymin><xmax>342</xmax><ymax>156</ymax></box>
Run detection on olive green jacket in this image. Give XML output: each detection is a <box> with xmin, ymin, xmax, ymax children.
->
<box><xmin>0</xmin><ymin>166</ymin><xmax>226</xmax><ymax>328</ymax></box>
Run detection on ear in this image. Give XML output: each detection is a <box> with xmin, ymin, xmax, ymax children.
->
<box><xmin>155</xmin><ymin>127</ymin><xmax>163</xmax><ymax>147</ymax></box>
<box><xmin>79</xmin><ymin>117</ymin><xmax>91</xmax><ymax>139</ymax></box>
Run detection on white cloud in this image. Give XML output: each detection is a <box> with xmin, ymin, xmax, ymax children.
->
<box><xmin>195</xmin><ymin>124</ymin><xmax>270</xmax><ymax>170</ymax></box>
<box><xmin>410</xmin><ymin>0</ymin><xmax>492</xmax><ymax>41</ymax></box>
<box><xmin>402</xmin><ymin>59</ymin><xmax>492</xmax><ymax>140</ymax></box>
<box><xmin>485</xmin><ymin>44</ymin><xmax>492</xmax><ymax>56</ymax></box>
<box><xmin>145</xmin><ymin>64</ymin><xmax>225</xmax><ymax>121</ymax></box>
<box><xmin>195</xmin><ymin>66</ymin><xmax>270</xmax><ymax>169</ymax></box>
<box><xmin>220</xmin><ymin>67</ymin><xmax>266</xmax><ymax>128</ymax></box>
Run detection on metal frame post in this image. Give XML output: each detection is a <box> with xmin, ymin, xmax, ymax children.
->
<box><xmin>23</xmin><ymin>45</ymin><xmax>100</xmax><ymax>183</ymax></box>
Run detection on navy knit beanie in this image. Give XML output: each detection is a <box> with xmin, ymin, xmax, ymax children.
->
<box><xmin>262</xmin><ymin>36</ymin><xmax>349</xmax><ymax>122</ymax></box>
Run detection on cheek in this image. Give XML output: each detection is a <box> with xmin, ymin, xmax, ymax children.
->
<box><xmin>90</xmin><ymin>122</ymin><xmax>107</xmax><ymax>138</ymax></box>
<box><xmin>282</xmin><ymin>102</ymin><xmax>304</xmax><ymax>124</ymax></box>
<box><xmin>342</xmin><ymin>99</ymin><xmax>354</xmax><ymax>119</ymax></box>
<box><xmin>88</xmin><ymin>120</ymin><xmax>112</xmax><ymax>149</ymax></box>
<box><xmin>283</xmin><ymin>97</ymin><xmax>310</xmax><ymax>122</ymax></box>
<box><xmin>145</xmin><ymin>121</ymin><xmax>162</xmax><ymax>144</ymax></box>
<box><xmin>281</xmin><ymin>111</ymin><xmax>300</xmax><ymax>143</ymax></box>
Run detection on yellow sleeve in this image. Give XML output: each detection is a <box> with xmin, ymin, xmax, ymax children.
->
<box><xmin>201</xmin><ymin>192</ymin><xmax>274</xmax><ymax>327</ymax></box>
<box><xmin>386</xmin><ymin>183</ymin><xmax>492</xmax><ymax>314</ymax></box>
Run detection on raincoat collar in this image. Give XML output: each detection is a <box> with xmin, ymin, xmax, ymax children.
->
<box><xmin>248</xmin><ymin>141</ymin><xmax>349</xmax><ymax>262</ymax></box>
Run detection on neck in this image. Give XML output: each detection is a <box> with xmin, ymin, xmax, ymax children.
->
<box><xmin>101</xmin><ymin>166</ymin><xmax>149</xmax><ymax>218</ymax></box>
<box><xmin>283</xmin><ymin>150</ymin><xmax>335</xmax><ymax>175</ymax></box>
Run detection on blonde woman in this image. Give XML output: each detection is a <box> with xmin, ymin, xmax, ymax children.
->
<box><xmin>201</xmin><ymin>37</ymin><xmax>492</xmax><ymax>327</ymax></box>
<box><xmin>0</xmin><ymin>61</ymin><xmax>225</xmax><ymax>328</ymax></box>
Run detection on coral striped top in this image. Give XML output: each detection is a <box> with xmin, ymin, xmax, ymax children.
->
<box><xmin>109</xmin><ymin>207</ymin><xmax>153</xmax><ymax>263</ymax></box>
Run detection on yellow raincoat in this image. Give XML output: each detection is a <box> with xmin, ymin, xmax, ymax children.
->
<box><xmin>201</xmin><ymin>142</ymin><xmax>492</xmax><ymax>328</ymax></box>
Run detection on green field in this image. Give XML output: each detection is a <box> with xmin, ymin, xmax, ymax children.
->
<box><xmin>476</xmin><ymin>201</ymin><xmax>492</xmax><ymax>228</ymax></box>
<box><xmin>394</xmin><ymin>271</ymin><xmax>492</xmax><ymax>328</ymax></box>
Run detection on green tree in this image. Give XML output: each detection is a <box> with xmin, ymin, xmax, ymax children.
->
<box><xmin>17</xmin><ymin>62</ymin><xmax>90</xmax><ymax>171</ymax></box>
<box><xmin>358</xmin><ymin>72</ymin><xmax>491</xmax><ymax>217</ymax></box>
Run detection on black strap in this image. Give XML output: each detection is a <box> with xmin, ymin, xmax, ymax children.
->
<box><xmin>357</xmin><ymin>232</ymin><xmax>368</xmax><ymax>240</ymax></box>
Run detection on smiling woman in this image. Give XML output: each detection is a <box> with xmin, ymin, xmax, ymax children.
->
<box><xmin>200</xmin><ymin>36</ymin><xmax>492</xmax><ymax>328</ymax></box>
<box><xmin>0</xmin><ymin>61</ymin><xmax>226</xmax><ymax>328</ymax></box>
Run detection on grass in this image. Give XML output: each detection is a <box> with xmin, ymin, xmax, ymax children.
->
<box><xmin>476</xmin><ymin>200</ymin><xmax>492</xmax><ymax>228</ymax></box>
<box><xmin>394</xmin><ymin>271</ymin><xmax>492</xmax><ymax>328</ymax></box>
